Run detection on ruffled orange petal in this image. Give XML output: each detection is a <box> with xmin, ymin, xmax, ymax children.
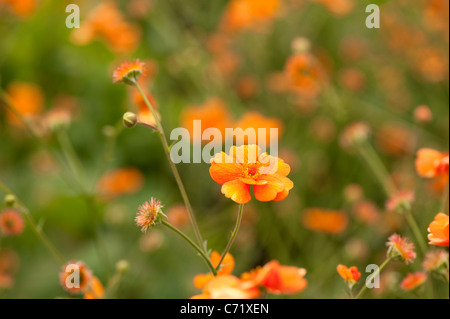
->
<box><xmin>221</xmin><ymin>180</ymin><xmax>252</xmax><ymax>204</ymax></box>
<box><xmin>231</xmin><ymin>145</ymin><xmax>261</xmax><ymax>164</ymax></box>
<box><xmin>428</xmin><ymin>213</ymin><xmax>449</xmax><ymax>246</ymax></box>
<box><xmin>193</xmin><ymin>273</ymin><xmax>214</xmax><ymax>289</ymax></box>
<box><xmin>210</xmin><ymin>152</ymin><xmax>243</xmax><ymax>185</ymax></box>
<box><xmin>274</xmin><ymin>189</ymin><xmax>290</xmax><ymax>201</ymax></box>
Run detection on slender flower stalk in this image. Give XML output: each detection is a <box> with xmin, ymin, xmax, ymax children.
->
<box><xmin>216</xmin><ymin>204</ymin><xmax>245</xmax><ymax>272</ymax></box>
<box><xmin>355</xmin><ymin>257</ymin><xmax>392</xmax><ymax>299</ymax></box>
<box><xmin>0</xmin><ymin>181</ymin><xmax>65</xmax><ymax>265</ymax></box>
<box><xmin>132</xmin><ymin>80</ymin><xmax>205</xmax><ymax>251</ymax></box>
<box><xmin>357</xmin><ymin>141</ymin><xmax>427</xmax><ymax>255</ymax></box>
<box><xmin>162</xmin><ymin>220</ymin><xmax>217</xmax><ymax>276</ymax></box>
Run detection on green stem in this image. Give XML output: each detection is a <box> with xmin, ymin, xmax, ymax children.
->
<box><xmin>162</xmin><ymin>220</ymin><xmax>216</xmax><ymax>276</ymax></box>
<box><xmin>404</xmin><ymin>210</ymin><xmax>427</xmax><ymax>256</ymax></box>
<box><xmin>216</xmin><ymin>204</ymin><xmax>244</xmax><ymax>272</ymax></box>
<box><xmin>56</xmin><ymin>130</ymin><xmax>86</xmax><ymax>187</ymax></box>
<box><xmin>0</xmin><ymin>181</ymin><xmax>65</xmax><ymax>265</ymax></box>
<box><xmin>357</xmin><ymin>142</ymin><xmax>397</xmax><ymax>197</ymax></box>
<box><xmin>355</xmin><ymin>257</ymin><xmax>392</xmax><ymax>299</ymax></box>
<box><xmin>134</xmin><ymin>81</ymin><xmax>205</xmax><ymax>251</ymax></box>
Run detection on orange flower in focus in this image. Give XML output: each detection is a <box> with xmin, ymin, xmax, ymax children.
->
<box><xmin>5</xmin><ymin>81</ymin><xmax>44</xmax><ymax>127</ymax></box>
<box><xmin>386</xmin><ymin>234</ymin><xmax>416</xmax><ymax>264</ymax></box>
<box><xmin>337</xmin><ymin>264</ymin><xmax>361</xmax><ymax>288</ymax></box>
<box><xmin>0</xmin><ymin>209</ymin><xmax>25</xmax><ymax>236</ymax></box>
<box><xmin>285</xmin><ymin>53</ymin><xmax>326</xmax><ymax>98</ymax></box>
<box><xmin>415</xmin><ymin>148</ymin><xmax>449</xmax><ymax>178</ymax></box>
<box><xmin>181</xmin><ymin>98</ymin><xmax>233</xmax><ymax>143</ymax></box>
<box><xmin>427</xmin><ymin>213</ymin><xmax>449</xmax><ymax>247</ymax></box>
<box><xmin>235</xmin><ymin>111</ymin><xmax>284</xmax><ymax>145</ymax></box>
<box><xmin>220</xmin><ymin>0</ymin><xmax>280</xmax><ymax>33</ymax></box>
<box><xmin>193</xmin><ymin>251</ymin><xmax>235</xmax><ymax>289</ymax></box>
<box><xmin>301</xmin><ymin>208</ymin><xmax>348</xmax><ymax>234</ymax></box>
<box><xmin>84</xmin><ymin>276</ymin><xmax>105</xmax><ymax>299</ymax></box>
<box><xmin>59</xmin><ymin>261</ymin><xmax>93</xmax><ymax>295</ymax></box>
<box><xmin>192</xmin><ymin>275</ymin><xmax>261</xmax><ymax>299</ymax></box>
<box><xmin>113</xmin><ymin>59</ymin><xmax>145</xmax><ymax>84</ymax></box>
<box><xmin>97</xmin><ymin>167</ymin><xmax>144</xmax><ymax>200</ymax></box>
<box><xmin>1</xmin><ymin>0</ymin><xmax>36</xmax><ymax>17</ymax></box>
<box><xmin>250</xmin><ymin>260</ymin><xmax>308</xmax><ymax>295</ymax></box>
<box><xmin>209</xmin><ymin>145</ymin><xmax>293</xmax><ymax>204</ymax></box>
<box><xmin>400</xmin><ymin>272</ymin><xmax>427</xmax><ymax>291</ymax></box>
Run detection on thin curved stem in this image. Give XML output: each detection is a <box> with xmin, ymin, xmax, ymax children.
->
<box><xmin>162</xmin><ymin>220</ymin><xmax>216</xmax><ymax>276</ymax></box>
<box><xmin>0</xmin><ymin>181</ymin><xmax>65</xmax><ymax>265</ymax></box>
<box><xmin>134</xmin><ymin>81</ymin><xmax>205</xmax><ymax>251</ymax></box>
<box><xmin>355</xmin><ymin>257</ymin><xmax>392</xmax><ymax>299</ymax></box>
<box><xmin>216</xmin><ymin>204</ymin><xmax>245</xmax><ymax>272</ymax></box>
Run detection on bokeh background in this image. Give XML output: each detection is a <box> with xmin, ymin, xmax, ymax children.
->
<box><xmin>0</xmin><ymin>0</ymin><xmax>448</xmax><ymax>298</ymax></box>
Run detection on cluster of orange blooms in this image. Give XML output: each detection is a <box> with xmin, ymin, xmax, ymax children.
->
<box><xmin>59</xmin><ymin>261</ymin><xmax>105</xmax><ymax>299</ymax></box>
<box><xmin>71</xmin><ymin>0</ymin><xmax>141</xmax><ymax>54</ymax></box>
<box><xmin>192</xmin><ymin>251</ymin><xmax>307</xmax><ymax>299</ymax></box>
<box><xmin>181</xmin><ymin>98</ymin><xmax>283</xmax><ymax>145</ymax></box>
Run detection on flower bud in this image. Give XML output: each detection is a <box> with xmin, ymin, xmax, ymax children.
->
<box><xmin>116</xmin><ymin>260</ymin><xmax>130</xmax><ymax>273</ymax></box>
<box><xmin>123</xmin><ymin>112</ymin><xmax>138</xmax><ymax>128</ymax></box>
<box><xmin>4</xmin><ymin>194</ymin><xmax>18</xmax><ymax>207</ymax></box>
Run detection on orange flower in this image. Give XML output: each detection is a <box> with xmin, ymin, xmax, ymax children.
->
<box><xmin>220</xmin><ymin>0</ymin><xmax>280</xmax><ymax>33</ymax></box>
<box><xmin>0</xmin><ymin>209</ymin><xmax>25</xmax><ymax>236</ymax></box>
<box><xmin>250</xmin><ymin>260</ymin><xmax>308</xmax><ymax>295</ymax></box>
<box><xmin>337</xmin><ymin>264</ymin><xmax>361</xmax><ymax>288</ymax></box>
<box><xmin>301</xmin><ymin>208</ymin><xmax>348</xmax><ymax>234</ymax></box>
<box><xmin>113</xmin><ymin>59</ymin><xmax>145</xmax><ymax>84</ymax></box>
<box><xmin>386</xmin><ymin>191</ymin><xmax>415</xmax><ymax>212</ymax></box>
<box><xmin>427</xmin><ymin>213</ymin><xmax>449</xmax><ymax>247</ymax></box>
<box><xmin>181</xmin><ymin>98</ymin><xmax>233</xmax><ymax>143</ymax></box>
<box><xmin>313</xmin><ymin>0</ymin><xmax>355</xmax><ymax>16</ymax></box>
<box><xmin>135</xmin><ymin>198</ymin><xmax>165</xmax><ymax>232</ymax></box>
<box><xmin>209</xmin><ymin>145</ymin><xmax>293</xmax><ymax>204</ymax></box>
<box><xmin>166</xmin><ymin>204</ymin><xmax>190</xmax><ymax>230</ymax></box>
<box><xmin>97</xmin><ymin>167</ymin><xmax>144</xmax><ymax>200</ymax></box>
<box><xmin>59</xmin><ymin>261</ymin><xmax>93</xmax><ymax>295</ymax></box>
<box><xmin>235</xmin><ymin>75</ymin><xmax>259</xmax><ymax>99</ymax></box>
<box><xmin>1</xmin><ymin>0</ymin><xmax>37</xmax><ymax>17</ymax></box>
<box><xmin>375</xmin><ymin>123</ymin><xmax>417</xmax><ymax>157</ymax></box>
<box><xmin>400</xmin><ymin>272</ymin><xmax>427</xmax><ymax>291</ymax></box>
<box><xmin>71</xmin><ymin>1</ymin><xmax>141</xmax><ymax>53</ymax></box>
<box><xmin>422</xmin><ymin>250</ymin><xmax>448</xmax><ymax>272</ymax></box>
<box><xmin>5</xmin><ymin>81</ymin><xmax>44</xmax><ymax>127</ymax></box>
<box><xmin>386</xmin><ymin>234</ymin><xmax>416</xmax><ymax>264</ymax></box>
<box><xmin>352</xmin><ymin>200</ymin><xmax>379</xmax><ymax>225</ymax></box>
<box><xmin>193</xmin><ymin>251</ymin><xmax>235</xmax><ymax>289</ymax></box>
<box><xmin>414</xmin><ymin>105</ymin><xmax>433</xmax><ymax>123</ymax></box>
<box><xmin>285</xmin><ymin>53</ymin><xmax>326</xmax><ymax>98</ymax></box>
<box><xmin>193</xmin><ymin>275</ymin><xmax>261</xmax><ymax>299</ymax></box>
<box><xmin>84</xmin><ymin>276</ymin><xmax>105</xmax><ymax>299</ymax></box>
<box><xmin>415</xmin><ymin>148</ymin><xmax>449</xmax><ymax>178</ymax></box>
<box><xmin>0</xmin><ymin>248</ymin><xmax>19</xmax><ymax>289</ymax></box>
<box><xmin>234</xmin><ymin>111</ymin><xmax>284</xmax><ymax>145</ymax></box>
<box><xmin>339</xmin><ymin>122</ymin><xmax>371</xmax><ymax>149</ymax></box>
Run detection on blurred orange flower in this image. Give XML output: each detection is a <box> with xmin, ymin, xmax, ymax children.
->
<box><xmin>220</xmin><ymin>0</ymin><xmax>280</xmax><ymax>33</ymax></box>
<box><xmin>97</xmin><ymin>167</ymin><xmax>144</xmax><ymax>200</ymax></box>
<box><xmin>193</xmin><ymin>251</ymin><xmax>235</xmax><ymax>289</ymax></box>
<box><xmin>59</xmin><ymin>261</ymin><xmax>93</xmax><ymax>295</ymax></box>
<box><xmin>5</xmin><ymin>81</ymin><xmax>44</xmax><ymax>127</ymax></box>
<box><xmin>0</xmin><ymin>0</ymin><xmax>36</xmax><ymax>17</ymax></box>
<box><xmin>422</xmin><ymin>249</ymin><xmax>448</xmax><ymax>272</ymax></box>
<box><xmin>400</xmin><ymin>272</ymin><xmax>427</xmax><ymax>291</ymax></box>
<box><xmin>166</xmin><ymin>204</ymin><xmax>190</xmax><ymax>230</ymax></box>
<box><xmin>181</xmin><ymin>98</ymin><xmax>233</xmax><ymax>143</ymax></box>
<box><xmin>0</xmin><ymin>209</ymin><xmax>25</xmax><ymax>236</ymax></box>
<box><xmin>337</xmin><ymin>264</ymin><xmax>361</xmax><ymax>288</ymax></box>
<box><xmin>71</xmin><ymin>0</ymin><xmax>141</xmax><ymax>53</ymax></box>
<box><xmin>84</xmin><ymin>276</ymin><xmax>105</xmax><ymax>299</ymax></box>
<box><xmin>415</xmin><ymin>148</ymin><xmax>449</xmax><ymax>178</ymax></box>
<box><xmin>0</xmin><ymin>248</ymin><xmax>19</xmax><ymax>289</ymax></box>
<box><xmin>376</xmin><ymin>123</ymin><xmax>417</xmax><ymax>157</ymax></box>
<box><xmin>247</xmin><ymin>260</ymin><xmax>308</xmax><ymax>295</ymax></box>
<box><xmin>192</xmin><ymin>275</ymin><xmax>261</xmax><ymax>299</ymax></box>
<box><xmin>234</xmin><ymin>111</ymin><xmax>284</xmax><ymax>145</ymax></box>
<box><xmin>301</xmin><ymin>208</ymin><xmax>348</xmax><ymax>234</ymax></box>
<box><xmin>313</xmin><ymin>0</ymin><xmax>355</xmax><ymax>16</ymax></box>
<box><xmin>352</xmin><ymin>200</ymin><xmax>379</xmax><ymax>225</ymax></box>
<box><xmin>209</xmin><ymin>145</ymin><xmax>293</xmax><ymax>204</ymax></box>
<box><xmin>285</xmin><ymin>53</ymin><xmax>326</xmax><ymax>98</ymax></box>
<box><xmin>427</xmin><ymin>213</ymin><xmax>449</xmax><ymax>247</ymax></box>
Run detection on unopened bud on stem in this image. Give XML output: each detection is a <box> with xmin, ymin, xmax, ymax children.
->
<box><xmin>123</xmin><ymin>112</ymin><xmax>138</xmax><ymax>128</ymax></box>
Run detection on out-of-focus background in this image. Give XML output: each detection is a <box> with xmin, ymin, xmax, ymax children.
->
<box><xmin>0</xmin><ymin>0</ymin><xmax>448</xmax><ymax>298</ymax></box>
